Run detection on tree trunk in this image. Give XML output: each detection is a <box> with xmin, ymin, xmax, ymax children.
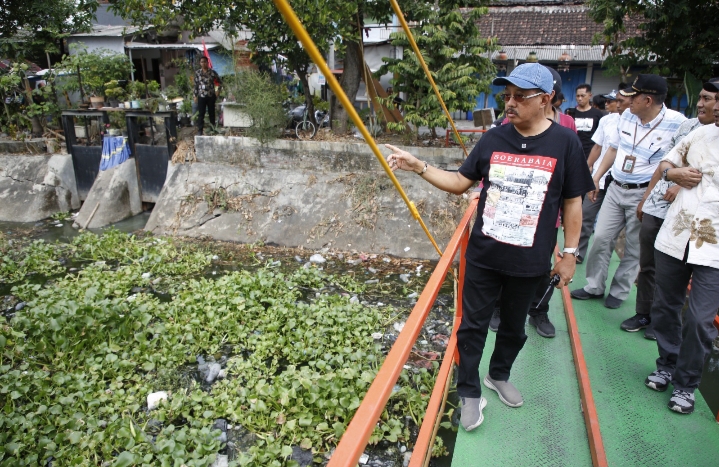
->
<box><xmin>331</xmin><ymin>40</ymin><xmax>362</xmax><ymax>134</ymax></box>
<box><xmin>295</xmin><ymin>66</ymin><xmax>316</xmax><ymax>125</ymax></box>
<box><xmin>23</xmin><ymin>77</ymin><xmax>43</xmax><ymax>136</ymax></box>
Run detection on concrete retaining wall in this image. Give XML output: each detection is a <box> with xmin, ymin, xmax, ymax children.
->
<box><xmin>146</xmin><ymin>136</ymin><xmax>471</xmax><ymax>259</ymax></box>
<box><xmin>74</xmin><ymin>159</ymin><xmax>142</xmax><ymax>229</ymax></box>
<box><xmin>0</xmin><ymin>138</ymin><xmax>47</xmax><ymax>154</ymax></box>
<box><xmin>0</xmin><ymin>154</ymin><xmax>80</xmax><ymax>222</ymax></box>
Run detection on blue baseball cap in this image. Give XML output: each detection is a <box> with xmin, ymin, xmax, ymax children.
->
<box><xmin>493</xmin><ymin>63</ymin><xmax>554</xmax><ymax>94</ymax></box>
<box><xmin>602</xmin><ymin>90</ymin><xmax>618</xmax><ymax>100</ymax></box>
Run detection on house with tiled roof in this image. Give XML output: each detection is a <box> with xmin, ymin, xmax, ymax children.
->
<box><xmin>474</xmin><ymin>0</ymin><xmax>643</xmax><ymax>111</ymax></box>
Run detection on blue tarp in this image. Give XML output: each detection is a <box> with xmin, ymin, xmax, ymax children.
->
<box><xmin>100</xmin><ymin>136</ymin><xmax>130</xmax><ymax>171</ymax></box>
<box><xmin>208</xmin><ymin>50</ymin><xmax>235</xmax><ymax>77</ymax></box>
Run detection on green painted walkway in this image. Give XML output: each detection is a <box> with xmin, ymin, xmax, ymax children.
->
<box><xmin>452</xmin><ymin>248</ymin><xmax>719</xmax><ymax>467</ymax></box>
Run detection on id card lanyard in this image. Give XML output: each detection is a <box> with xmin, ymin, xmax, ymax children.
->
<box><xmin>622</xmin><ymin>114</ymin><xmax>665</xmax><ymax>173</ymax></box>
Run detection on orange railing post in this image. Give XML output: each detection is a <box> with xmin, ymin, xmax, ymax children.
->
<box><xmin>327</xmin><ymin>200</ymin><xmax>477</xmax><ymax>467</ymax></box>
<box><xmin>557</xmin><ymin>248</ymin><xmax>609</xmax><ymax>467</ymax></box>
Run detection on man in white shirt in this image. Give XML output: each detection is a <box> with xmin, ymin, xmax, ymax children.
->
<box><xmin>577</xmin><ymin>85</ymin><xmax>631</xmax><ymax>262</ymax></box>
<box><xmin>643</xmin><ymin>80</ymin><xmax>719</xmax><ymax>415</ymax></box>
<box><xmin>622</xmin><ymin>78</ymin><xmax>719</xmax><ymax>339</ymax></box>
<box><xmin>571</xmin><ymin>74</ymin><xmax>686</xmax><ymax>309</ymax></box>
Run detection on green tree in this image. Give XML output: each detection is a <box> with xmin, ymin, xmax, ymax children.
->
<box><xmin>55</xmin><ymin>45</ymin><xmax>134</xmax><ymax>98</ymax></box>
<box><xmin>588</xmin><ymin>0</ymin><xmax>719</xmax><ymax>81</ymax></box>
<box><xmin>0</xmin><ymin>0</ymin><xmax>98</xmax><ymax>62</ymax></box>
<box><xmin>109</xmin><ymin>0</ymin><xmax>349</xmax><ymax>127</ymax></box>
<box><xmin>377</xmin><ymin>2</ymin><xmax>496</xmax><ymax>138</ymax></box>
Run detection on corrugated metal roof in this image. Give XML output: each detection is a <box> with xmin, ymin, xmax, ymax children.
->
<box><xmin>124</xmin><ymin>42</ymin><xmax>220</xmax><ymax>50</ymax></box>
<box><xmin>72</xmin><ymin>25</ymin><xmax>141</xmax><ymax>37</ymax></box>
<box><xmin>492</xmin><ymin>45</ymin><xmax>605</xmax><ymax>63</ymax></box>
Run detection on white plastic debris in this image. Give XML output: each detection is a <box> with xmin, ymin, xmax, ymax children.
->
<box><xmin>372</xmin><ymin>332</ymin><xmax>383</xmax><ymax>340</ymax></box>
<box><xmin>407</xmin><ymin>292</ymin><xmax>418</xmax><ymax>299</ymax></box>
<box><xmin>309</xmin><ymin>254</ymin><xmax>326</xmax><ymax>264</ymax></box>
<box><xmin>404</xmin><ymin>247</ymin><xmax>411</xmax><ymax>252</ymax></box>
<box><xmin>350</xmin><ymin>296</ymin><xmax>359</xmax><ymax>304</ymax></box>
<box><xmin>211</xmin><ymin>454</ymin><xmax>229</xmax><ymax>467</ymax></box>
<box><xmin>393</xmin><ymin>322</ymin><xmax>405</xmax><ymax>332</ymax></box>
<box><xmin>359</xmin><ymin>453</ymin><xmax>370</xmax><ymax>465</ymax></box>
<box><xmin>212</xmin><ymin>255</ymin><xmax>219</xmax><ymax>260</ymax></box>
<box><xmin>141</xmin><ymin>272</ymin><xmax>152</xmax><ymax>279</ymax></box>
<box><xmin>399</xmin><ymin>274</ymin><xmax>410</xmax><ymax>283</ymax></box>
<box><xmin>368</xmin><ymin>267</ymin><xmax>377</xmax><ymax>274</ymax></box>
<box><xmin>147</xmin><ymin>391</ymin><xmax>168</xmax><ymax>410</ymax></box>
<box><xmin>383</xmin><ymin>257</ymin><xmax>391</xmax><ymax>263</ymax></box>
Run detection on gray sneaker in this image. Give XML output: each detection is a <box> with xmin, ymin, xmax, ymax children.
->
<box><xmin>483</xmin><ymin>375</ymin><xmax>523</xmax><ymax>407</ymax></box>
<box><xmin>460</xmin><ymin>396</ymin><xmax>488</xmax><ymax>431</ymax></box>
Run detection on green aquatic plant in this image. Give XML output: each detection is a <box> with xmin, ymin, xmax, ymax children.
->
<box><xmin>0</xmin><ymin>231</ymin><xmax>438</xmax><ymax>466</ymax></box>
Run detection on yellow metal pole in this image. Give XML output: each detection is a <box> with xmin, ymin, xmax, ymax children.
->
<box><xmin>389</xmin><ymin>0</ymin><xmax>469</xmax><ymax>158</ymax></box>
<box><xmin>272</xmin><ymin>0</ymin><xmax>444</xmax><ymax>257</ymax></box>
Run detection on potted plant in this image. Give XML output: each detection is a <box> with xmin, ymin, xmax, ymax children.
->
<box><xmin>55</xmin><ymin>46</ymin><xmax>133</xmax><ymax>109</ymax></box>
<box><xmin>179</xmin><ymin>97</ymin><xmax>193</xmax><ymax>126</ymax></box>
<box><xmin>126</xmin><ymin>81</ymin><xmax>144</xmax><ymax>109</ymax></box>
<box><xmin>142</xmin><ymin>80</ymin><xmax>162</xmax><ymax>113</ymax></box>
<box><xmin>104</xmin><ymin>80</ymin><xmax>126</xmax><ymax>107</ymax></box>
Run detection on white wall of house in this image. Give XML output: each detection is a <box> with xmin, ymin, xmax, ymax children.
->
<box><xmin>67</xmin><ymin>37</ymin><xmax>125</xmax><ymax>55</ymax></box>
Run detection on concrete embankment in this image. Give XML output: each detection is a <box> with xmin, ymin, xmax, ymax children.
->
<box><xmin>0</xmin><ymin>154</ymin><xmax>80</xmax><ymax>223</ymax></box>
<box><xmin>146</xmin><ymin>137</ymin><xmax>472</xmax><ymax>260</ymax></box>
<box><xmin>73</xmin><ymin>158</ymin><xmax>142</xmax><ymax>229</ymax></box>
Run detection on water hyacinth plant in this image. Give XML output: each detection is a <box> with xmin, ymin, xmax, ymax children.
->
<box><xmin>0</xmin><ymin>230</ymin><xmax>439</xmax><ymax>466</ymax></box>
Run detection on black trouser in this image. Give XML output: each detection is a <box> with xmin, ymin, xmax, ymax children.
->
<box><xmin>457</xmin><ymin>262</ymin><xmax>544</xmax><ymax>398</ymax></box>
<box><xmin>578</xmin><ymin>189</ymin><xmax>607</xmax><ymax>261</ymax></box>
<box><xmin>652</xmin><ymin>248</ymin><xmax>719</xmax><ymax>391</ymax></box>
<box><xmin>495</xmin><ymin>262</ymin><xmax>553</xmax><ymax>317</ymax></box>
<box><xmin>197</xmin><ymin>95</ymin><xmax>216</xmax><ymax>132</ymax></box>
<box><xmin>636</xmin><ymin>213</ymin><xmax>664</xmax><ymax>315</ymax></box>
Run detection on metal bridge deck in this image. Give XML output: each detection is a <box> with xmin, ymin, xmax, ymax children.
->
<box><xmin>452</xmin><ymin>247</ymin><xmax>719</xmax><ymax>466</ymax></box>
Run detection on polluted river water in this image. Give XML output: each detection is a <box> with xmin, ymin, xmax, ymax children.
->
<box><xmin>0</xmin><ymin>212</ymin><xmax>459</xmax><ymax>466</ymax></box>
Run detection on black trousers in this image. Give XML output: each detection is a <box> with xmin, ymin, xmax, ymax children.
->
<box><xmin>636</xmin><ymin>213</ymin><xmax>664</xmax><ymax>315</ymax></box>
<box><xmin>457</xmin><ymin>262</ymin><xmax>544</xmax><ymax>398</ymax></box>
<box><xmin>652</xmin><ymin>249</ymin><xmax>719</xmax><ymax>391</ymax></box>
<box><xmin>197</xmin><ymin>95</ymin><xmax>217</xmax><ymax>132</ymax></box>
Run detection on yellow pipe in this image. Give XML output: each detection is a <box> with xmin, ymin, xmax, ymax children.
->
<box><xmin>389</xmin><ymin>0</ymin><xmax>469</xmax><ymax>158</ymax></box>
<box><xmin>272</xmin><ymin>0</ymin><xmax>443</xmax><ymax>257</ymax></box>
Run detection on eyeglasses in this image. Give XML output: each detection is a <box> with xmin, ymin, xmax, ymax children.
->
<box><xmin>500</xmin><ymin>92</ymin><xmax>544</xmax><ymax>103</ymax></box>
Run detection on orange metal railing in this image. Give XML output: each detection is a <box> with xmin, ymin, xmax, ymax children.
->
<box><xmin>556</xmin><ymin>248</ymin><xmax>608</xmax><ymax>467</ymax></box>
<box><xmin>327</xmin><ymin>199</ymin><xmax>477</xmax><ymax>467</ymax></box>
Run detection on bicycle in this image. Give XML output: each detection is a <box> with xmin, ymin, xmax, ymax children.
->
<box><xmin>294</xmin><ymin>105</ymin><xmax>316</xmax><ymax>140</ymax></box>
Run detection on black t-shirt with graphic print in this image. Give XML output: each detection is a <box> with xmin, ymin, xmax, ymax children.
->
<box><xmin>458</xmin><ymin>122</ymin><xmax>594</xmax><ymax>277</ymax></box>
<box><xmin>574</xmin><ymin>107</ymin><xmax>606</xmax><ymax>157</ymax></box>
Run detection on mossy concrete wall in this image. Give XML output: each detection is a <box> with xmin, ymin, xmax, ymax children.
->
<box><xmin>146</xmin><ymin>136</ymin><xmax>473</xmax><ymax>260</ymax></box>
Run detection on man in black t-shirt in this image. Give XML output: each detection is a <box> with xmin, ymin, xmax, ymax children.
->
<box><xmin>385</xmin><ymin>63</ymin><xmax>594</xmax><ymax>432</ymax></box>
<box><xmin>574</xmin><ymin>84</ymin><xmax>606</xmax><ymax>158</ymax></box>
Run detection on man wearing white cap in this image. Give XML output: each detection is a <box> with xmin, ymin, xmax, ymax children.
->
<box><xmin>385</xmin><ymin>63</ymin><xmax>594</xmax><ymax>431</ymax></box>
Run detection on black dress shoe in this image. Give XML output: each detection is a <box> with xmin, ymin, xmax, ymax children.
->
<box><xmin>570</xmin><ymin>288</ymin><xmax>603</xmax><ymax>300</ymax></box>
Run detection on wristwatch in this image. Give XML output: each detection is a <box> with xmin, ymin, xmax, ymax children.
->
<box><xmin>563</xmin><ymin>247</ymin><xmax>578</xmax><ymax>257</ymax></box>
<box><xmin>662</xmin><ymin>167</ymin><xmax>671</xmax><ymax>182</ymax></box>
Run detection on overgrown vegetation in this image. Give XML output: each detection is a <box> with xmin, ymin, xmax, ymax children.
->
<box><xmin>224</xmin><ymin>70</ymin><xmax>289</xmax><ymax>145</ymax></box>
<box><xmin>1</xmin><ymin>230</ymin><xmax>440</xmax><ymax>466</ymax></box>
